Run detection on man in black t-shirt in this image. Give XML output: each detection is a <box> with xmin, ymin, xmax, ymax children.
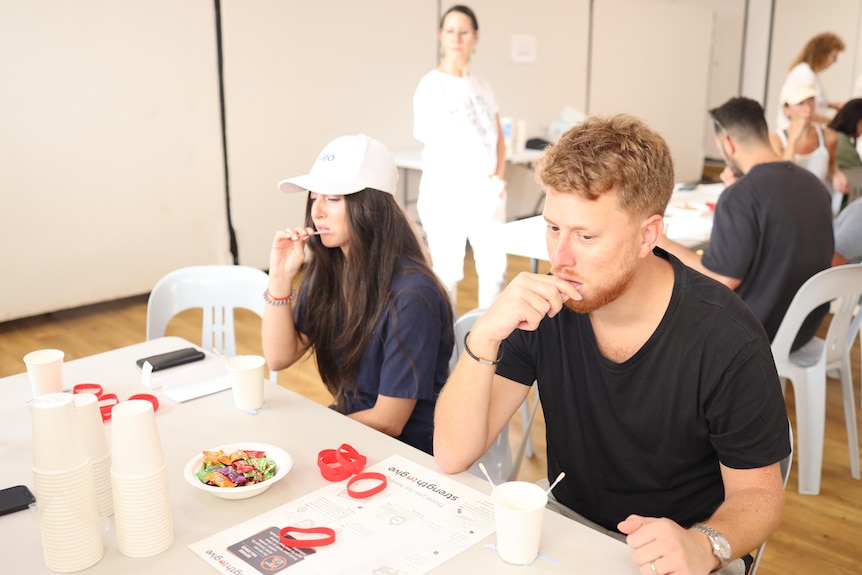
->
<box><xmin>434</xmin><ymin>115</ymin><xmax>790</xmax><ymax>575</ymax></box>
<box><xmin>660</xmin><ymin>97</ymin><xmax>834</xmax><ymax>350</ymax></box>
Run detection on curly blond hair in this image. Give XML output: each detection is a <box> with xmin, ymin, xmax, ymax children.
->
<box><xmin>791</xmin><ymin>32</ymin><xmax>845</xmax><ymax>72</ymax></box>
<box><xmin>535</xmin><ymin>114</ymin><xmax>675</xmax><ymax>218</ymax></box>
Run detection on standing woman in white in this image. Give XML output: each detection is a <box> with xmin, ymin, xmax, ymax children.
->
<box><xmin>413</xmin><ymin>4</ymin><xmax>507</xmax><ymax>310</ymax></box>
<box><xmin>776</xmin><ymin>32</ymin><xmax>845</xmax><ymax>131</ymax></box>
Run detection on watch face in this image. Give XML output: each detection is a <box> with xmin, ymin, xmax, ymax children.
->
<box><xmin>714</xmin><ymin>535</ymin><xmax>731</xmax><ymax>561</ymax></box>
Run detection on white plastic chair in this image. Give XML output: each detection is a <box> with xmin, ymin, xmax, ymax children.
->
<box><xmin>146</xmin><ymin>265</ymin><xmax>278</xmax><ymax>383</ymax></box>
<box><xmin>770</xmin><ymin>264</ymin><xmax>862</xmax><ymax>494</ymax></box>
<box><xmin>749</xmin><ymin>422</ymin><xmax>793</xmax><ymax>575</ymax></box>
<box><xmin>452</xmin><ymin>308</ymin><xmax>540</xmax><ymax>484</ymax></box>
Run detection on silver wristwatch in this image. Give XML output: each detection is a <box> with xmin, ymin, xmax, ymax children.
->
<box><xmin>691</xmin><ymin>523</ymin><xmax>731</xmax><ymax>568</ymax></box>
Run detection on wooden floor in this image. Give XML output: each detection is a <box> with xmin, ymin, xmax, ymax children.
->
<box><xmin>2</xmin><ymin>251</ymin><xmax>861</xmax><ymax>574</ymax></box>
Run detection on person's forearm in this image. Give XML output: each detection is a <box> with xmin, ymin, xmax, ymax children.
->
<box><xmin>261</xmin><ymin>292</ymin><xmax>307</xmax><ymax>371</ymax></box>
<box><xmin>694</xmin><ymin>484</ymin><xmax>784</xmax><ymax>564</ymax></box>
<box><xmin>434</xmin><ymin>352</ymin><xmax>499</xmax><ymax>473</ymax></box>
<box><xmin>347</xmin><ymin>397</ymin><xmax>416</xmax><ymax>438</ymax></box>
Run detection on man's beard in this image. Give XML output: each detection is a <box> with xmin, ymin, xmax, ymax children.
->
<box><xmin>559</xmin><ymin>265</ymin><xmax>636</xmax><ymax>314</ymax></box>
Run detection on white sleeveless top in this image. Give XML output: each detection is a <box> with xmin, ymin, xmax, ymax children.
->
<box><xmin>779</xmin><ymin>124</ymin><xmax>830</xmax><ymax>183</ymax></box>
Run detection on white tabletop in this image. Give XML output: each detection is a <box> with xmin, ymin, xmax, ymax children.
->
<box><xmin>392</xmin><ymin>148</ymin><xmax>545</xmax><ymax>171</ymax></box>
<box><xmin>1</xmin><ymin>337</ymin><xmax>638</xmax><ymax>574</ymax></box>
<box><xmin>498</xmin><ymin>182</ymin><xmax>724</xmax><ymax>262</ymax></box>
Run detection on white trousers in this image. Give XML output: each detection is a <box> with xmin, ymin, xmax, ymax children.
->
<box><xmin>418</xmin><ymin>177</ymin><xmax>508</xmax><ymax>309</ymax></box>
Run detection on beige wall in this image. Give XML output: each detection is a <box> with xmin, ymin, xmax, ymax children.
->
<box><xmin>0</xmin><ymin>0</ymin><xmax>228</xmax><ymax>322</ymax></box>
<box><xmin>4</xmin><ymin>0</ymin><xmax>857</xmax><ymax>321</ymax></box>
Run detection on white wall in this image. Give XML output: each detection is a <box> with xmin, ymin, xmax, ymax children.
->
<box><xmin>4</xmin><ymin>0</ymin><xmax>858</xmax><ymax>321</ymax></box>
<box><xmin>590</xmin><ymin>0</ymin><xmax>714</xmax><ymax>183</ymax></box>
<box><xmin>221</xmin><ymin>0</ymin><xmax>438</xmax><ymax>269</ymax></box>
<box><xmin>0</xmin><ymin>0</ymin><xmax>228</xmax><ymax>322</ymax></box>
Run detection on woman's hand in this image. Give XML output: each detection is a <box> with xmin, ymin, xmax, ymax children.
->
<box><xmin>832</xmin><ymin>169</ymin><xmax>849</xmax><ymax>194</ymax></box>
<box><xmin>268</xmin><ymin>227</ymin><xmax>316</xmax><ymax>295</ymax></box>
<box><xmin>489</xmin><ymin>174</ymin><xmax>507</xmax><ymax>199</ymax></box>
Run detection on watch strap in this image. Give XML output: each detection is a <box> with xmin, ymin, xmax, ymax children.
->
<box><xmin>691</xmin><ymin>523</ymin><xmax>731</xmax><ymax>568</ymax></box>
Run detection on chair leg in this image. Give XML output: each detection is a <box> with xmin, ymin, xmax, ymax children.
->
<box><xmin>839</xmin><ymin>361</ymin><xmax>861</xmax><ymax>480</ymax></box>
<box><xmin>792</xmin><ymin>370</ymin><xmax>827</xmax><ymax>495</ymax></box>
<box><xmin>520</xmin><ymin>398</ymin><xmax>534</xmax><ymax>459</ymax></box>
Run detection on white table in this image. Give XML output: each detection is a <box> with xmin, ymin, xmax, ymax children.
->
<box><xmin>1</xmin><ymin>337</ymin><xmax>638</xmax><ymax>574</ymax></box>
<box><xmin>392</xmin><ymin>148</ymin><xmax>546</xmax><ymax>211</ymax></box>
<box><xmin>498</xmin><ymin>182</ymin><xmax>725</xmax><ymax>267</ymax></box>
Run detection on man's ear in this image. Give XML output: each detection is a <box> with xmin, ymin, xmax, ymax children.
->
<box><xmin>640</xmin><ymin>214</ymin><xmax>664</xmax><ymax>257</ymax></box>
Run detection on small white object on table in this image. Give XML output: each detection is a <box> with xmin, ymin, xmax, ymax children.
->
<box><xmin>1</xmin><ymin>336</ymin><xmax>638</xmax><ymax>574</ymax></box>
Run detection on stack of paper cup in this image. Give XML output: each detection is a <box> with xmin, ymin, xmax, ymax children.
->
<box><xmin>31</xmin><ymin>393</ymin><xmax>104</xmax><ymax>572</ymax></box>
<box><xmin>110</xmin><ymin>399</ymin><xmax>174</xmax><ymax>557</ymax></box>
<box><xmin>74</xmin><ymin>393</ymin><xmax>113</xmax><ymax>517</ymax></box>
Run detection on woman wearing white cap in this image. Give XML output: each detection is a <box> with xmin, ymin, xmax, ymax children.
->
<box><xmin>262</xmin><ymin>134</ymin><xmax>454</xmax><ymax>455</ymax></box>
<box><xmin>413</xmin><ymin>4</ymin><xmax>507</xmax><ymax>309</ymax></box>
<box><xmin>770</xmin><ymin>81</ymin><xmax>848</xmax><ymax>210</ymax></box>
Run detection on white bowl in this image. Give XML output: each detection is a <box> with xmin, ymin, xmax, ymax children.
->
<box><xmin>184</xmin><ymin>442</ymin><xmax>292</xmax><ymax>500</ymax></box>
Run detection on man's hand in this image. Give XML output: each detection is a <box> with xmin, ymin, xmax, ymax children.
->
<box><xmin>470</xmin><ymin>272</ymin><xmax>582</xmax><ymax>346</ymax></box>
<box><xmin>618</xmin><ymin>515</ymin><xmax>718</xmax><ymax>575</ymax></box>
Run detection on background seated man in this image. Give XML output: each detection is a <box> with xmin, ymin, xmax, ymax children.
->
<box><xmin>434</xmin><ymin>115</ymin><xmax>790</xmax><ymax>575</ymax></box>
<box><xmin>660</xmin><ymin>97</ymin><xmax>834</xmax><ymax>351</ymax></box>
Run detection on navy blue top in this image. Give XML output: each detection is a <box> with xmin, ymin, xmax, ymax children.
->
<box><xmin>295</xmin><ymin>264</ymin><xmax>454</xmax><ymax>454</ymax></box>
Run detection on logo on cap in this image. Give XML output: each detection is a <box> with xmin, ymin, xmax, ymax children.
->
<box><xmin>318</xmin><ymin>153</ymin><xmax>335</xmax><ymax>163</ymax></box>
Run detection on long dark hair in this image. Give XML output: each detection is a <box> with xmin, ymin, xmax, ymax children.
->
<box><xmin>829</xmin><ymin>99</ymin><xmax>862</xmax><ymax>143</ymax></box>
<box><xmin>299</xmin><ymin>189</ymin><xmax>453</xmax><ymax>410</ymax></box>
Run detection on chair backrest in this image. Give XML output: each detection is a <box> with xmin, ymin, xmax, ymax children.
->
<box><xmin>450</xmin><ymin>308</ymin><xmax>487</xmax><ymax>372</ymax></box>
<box><xmin>146</xmin><ymin>265</ymin><xmax>271</xmax><ymax>366</ymax></box>
<box><xmin>771</xmin><ymin>264</ymin><xmax>862</xmax><ymax>370</ymax></box>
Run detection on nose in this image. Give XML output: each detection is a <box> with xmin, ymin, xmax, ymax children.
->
<box><xmin>311</xmin><ymin>197</ymin><xmax>325</xmax><ymax>220</ymax></box>
<box><xmin>547</xmin><ymin>233</ymin><xmax>575</xmax><ymax>268</ymax></box>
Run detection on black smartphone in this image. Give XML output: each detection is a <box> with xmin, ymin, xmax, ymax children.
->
<box><xmin>0</xmin><ymin>485</ymin><xmax>36</xmax><ymax>516</ymax></box>
<box><xmin>135</xmin><ymin>347</ymin><xmax>206</xmax><ymax>371</ymax></box>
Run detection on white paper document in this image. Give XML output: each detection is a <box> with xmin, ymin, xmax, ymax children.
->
<box><xmin>189</xmin><ymin>454</ymin><xmax>496</xmax><ymax>575</ymax></box>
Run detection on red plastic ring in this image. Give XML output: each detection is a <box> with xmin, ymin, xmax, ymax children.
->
<box><xmin>128</xmin><ymin>393</ymin><xmax>159</xmax><ymax>413</ymax></box>
<box><xmin>97</xmin><ymin>393</ymin><xmax>120</xmax><ymax>421</ymax></box>
<box><xmin>318</xmin><ymin>449</ymin><xmax>353</xmax><ymax>482</ymax></box>
<box><xmin>334</xmin><ymin>443</ymin><xmax>366</xmax><ymax>475</ymax></box>
<box><xmin>346</xmin><ymin>472</ymin><xmax>387</xmax><ymax>499</ymax></box>
<box><xmin>278</xmin><ymin>526</ymin><xmax>336</xmax><ymax>548</ymax></box>
<box><xmin>72</xmin><ymin>383</ymin><xmax>103</xmax><ymax>397</ymax></box>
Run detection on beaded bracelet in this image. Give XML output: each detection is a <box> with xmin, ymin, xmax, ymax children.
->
<box><xmin>463</xmin><ymin>331</ymin><xmax>503</xmax><ymax>365</ymax></box>
<box><xmin>263</xmin><ymin>288</ymin><xmax>296</xmax><ymax>306</ymax></box>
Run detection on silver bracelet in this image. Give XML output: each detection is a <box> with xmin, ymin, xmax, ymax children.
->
<box><xmin>263</xmin><ymin>288</ymin><xmax>296</xmax><ymax>306</ymax></box>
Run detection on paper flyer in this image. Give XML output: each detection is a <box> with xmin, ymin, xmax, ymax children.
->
<box><xmin>189</xmin><ymin>454</ymin><xmax>496</xmax><ymax>575</ymax></box>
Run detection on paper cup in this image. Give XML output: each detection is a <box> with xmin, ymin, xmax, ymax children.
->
<box><xmin>24</xmin><ymin>349</ymin><xmax>64</xmax><ymax>397</ymax></box>
<box><xmin>226</xmin><ymin>355</ymin><xmax>266</xmax><ymax>411</ymax></box>
<box><xmin>74</xmin><ymin>393</ymin><xmax>110</xmax><ymax>461</ymax></box>
<box><xmin>110</xmin><ymin>400</ymin><xmax>165</xmax><ymax>477</ymax></box>
<box><xmin>31</xmin><ymin>393</ymin><xmax>89</xmax><ymax>473</ymax></box>
<box><xmin>491</xmin><ymin>481</ymin><xmax>548</xmax><ymax>565</ymax></box>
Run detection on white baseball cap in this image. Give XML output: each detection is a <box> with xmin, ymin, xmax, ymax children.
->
<box><xmin>277</xmin><ymin>134</ymin><xmax>398</xmax><ymax>196</ymax></box>
<box><xmin>780</xmin><ymin>82</ymin><xmax>818</xmax><ymax>106</ymax></box>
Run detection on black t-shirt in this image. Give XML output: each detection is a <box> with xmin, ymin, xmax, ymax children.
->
<box><xmin>495</xmin><ymin>249</ymin><xmax>791</xmax><ymax>532</ymax></box>
<box><xmin>702</xmin><ymin>162</ymin><xmax>834</xmax><ymax>350</ymax></box>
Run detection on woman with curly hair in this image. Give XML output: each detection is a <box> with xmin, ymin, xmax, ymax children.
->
<box><xmin>776</xmin><ymin>32</ymin><xmax>845</xmax><ymax>130</ymax></box>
